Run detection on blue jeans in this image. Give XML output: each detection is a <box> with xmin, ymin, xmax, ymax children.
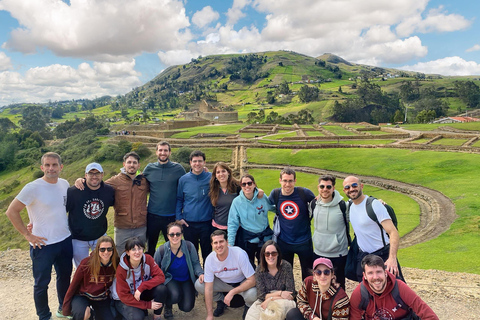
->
<box><xmin>30</xmin><ymin>236</ymin><xmax>73</xmax><ymax>320</ymax></box>
<box><xmin>72</xmin><ymin>238</ymin><xmax>100</xmax><ymax>268</ymax></box>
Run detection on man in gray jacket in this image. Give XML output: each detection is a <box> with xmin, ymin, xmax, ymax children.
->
<box><xmin>309</xmin><ymin>174</ymin><xmax>350</xmax><ymax>289</ymax></box>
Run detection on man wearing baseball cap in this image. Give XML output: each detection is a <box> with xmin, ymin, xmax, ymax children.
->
<box><xmin>67</xmin><ymin>162</ymin><xmax>115</xmax><ymax>267</ymax></box>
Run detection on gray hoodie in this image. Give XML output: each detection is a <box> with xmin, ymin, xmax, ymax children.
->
<box><xmin>311</xmin><ymin>190</ymin><xmax>349</xmax><ymax>257</ymax></box>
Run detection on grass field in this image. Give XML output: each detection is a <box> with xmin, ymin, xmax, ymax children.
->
<box><xmin>247</xmin><ymin>147</ymin><xmax>480</xmax><ymax>274</ymax></box>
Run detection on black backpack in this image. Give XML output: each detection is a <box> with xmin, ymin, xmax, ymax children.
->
<box><xmin>359</xmin><ymin>280</ymin><xmax>420</xmax><ymax>320</ymax></box>
<box><xmin>309</xmin><ymin>198</ymin><xmax>351</xmax><ymax>246</ymax></box>
<box><xmin>347</xmin><ymin>196</ymin><xmax>398</xmax><ymax>247</ymax></box>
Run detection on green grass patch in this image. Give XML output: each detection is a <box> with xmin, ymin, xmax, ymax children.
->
<box><xmin>337</xmin><ymin>140</ymin><xmax>395</xmax><ymax>145</ymax></box>
<box><xmin>322</xmin><ymin>125</ymin><xmax>356</xmax><ymax>136</ymax></box>
<box><xmin>409</xmin><ymin>138</ymin><xmax>431</xmax><ymax>144</ymax></box>
<box><xmin>430</xmin><ymin>138</ymin><xmax>467</xmax><ymax>146</ymax></box>
<box><xmin>247</xmin><ymin>147</ymin><xmax>480</xmax><ymax>274</ymax></box>
<box><xmin>305</xmin><ymin>131</ymin><xmax>325</xmax><ymax>137</ymax></box>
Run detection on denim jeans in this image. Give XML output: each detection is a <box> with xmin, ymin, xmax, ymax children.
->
<box><xmin>72</xmin><ymin>238</ymin><xmax>99</xmax><ymax>268</ymax></box>
<box><xmin>30</xmin><ymin>236</ymin><xmax>73</xmax><ymax>320</ymax></box>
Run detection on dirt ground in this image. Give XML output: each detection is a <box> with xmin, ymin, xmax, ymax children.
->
<box><xmin>1</xmin><ymin>249</ymin><xmax>479</xmax><ymax>320</ymax></box>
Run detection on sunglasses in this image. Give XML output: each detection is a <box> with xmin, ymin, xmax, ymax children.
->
<box><xmin>265</xmin><ymin>251</ymin><xmax>278</xmax><ymax>257</ymax></box>
<box><xmin>241</xmin><ymin>181</ymin><xmax>254</xmax><ymax>187</ymax></box>
<box><xmin>168</xmin><ymin>232</ymin><xmax>182</xmax><ymax>238</ymax></box>
<box><xmin>314</xmin><ymin>269</ymin><xmax>332</xmax><ymax>276</ymax></box>
<box><xmin>319</xmin><ymin>185</ymin><xmax>333</xmax><ymax>190</ymax></box>
<box><xmin>99</xmin><ymin>247</ymin><xmax>114</xmax><ymax>253</ymax></box>
<box><xmin>343</xmin><ymin>182</ymin><xmax>359</xmax><ymax>190</ymax></box>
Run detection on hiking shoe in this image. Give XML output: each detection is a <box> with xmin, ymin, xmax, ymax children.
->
<box><xmin>164</xmin><ymin>305</ymin><xmax>173</xmax><ymax>319</ymax></box>
<box><xmin>242</xmin><ymin>305</ymin><xmax>249</xmax><ymax>320</ymax></box>
<box><xmin>56</xmin><ymin>308</ymin><xmax>73</xmax><ymax>319</ymax></box>
<box><xmin>213</xmin><ymin>300</ymin><xmax>227</xmax><ymax>317</ymax></box>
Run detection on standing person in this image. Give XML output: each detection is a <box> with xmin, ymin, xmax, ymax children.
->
<box><xmin>5</xmin><ymin>152</ymin><xmax>73</xmax><ymax>320</ymax></box>
<box><xmin>350</xmin><ymin>254</ymin><xmax>438</xmax><ymax>320</ymax></box>
<box><xmin>143</xmin><ymin>141</ymin><xmax>186</xmax><ymax>256</ymax></box>
<box><xmin>286</xmin><ymin>258</ymin><xmax>350</xmax><ymax>320</ymax></box>
<box><xmin>310</xmin><ymin>175</ymin><xmax>350</xmax><ymax>289</ymax></box>
<box><xmin>195</xmin><ymin>230</ymin><xmax>257</xmax><ymax>320</ymax></box>
<box><xmin>111</xmin><ymin>237</ymin><xmax>168</xmax><ymax>320</ymax></box>
<box><xmin>342</xmin><ymin>175</ymin><xmax>404</xmax><ymax>282</ymax></box>
<box><xmin>228</xmin><ymin>174</ymin><xmax>275</xmax><ymax>267</ymax></box>
<box><xmin>62</xmin><ymin>236</ymin><xmax>119</xmax><ymax>320</ymax></box>
<box><xmin>154</xmin><ymin>222</ymin><xmax>205</xmax><ymax>318</ymax></box>
<box><xmin>209</xmin><ymin>162</ymin><xmax>241</xmax><ymax>233</ymax></box>
<box><xmin>176</xmin><ymin>150</ymin><xmax>214</xmax><ymax>262</ymax></box>
<box><xmin>268</xmin><ymin>167</ymin><xmax>316</xmax><ymax>280</ymax></box>
<box><xmin>245</xmin><ymin>240</ymin><xmax>296</xmax><ymax>320</ymax></box>
<box><xmin>68</xmin><ymin>162</ymin><xmax>115</xmax><ymax>267</ymax></box>
<box><xmin>74</xmin><ymin>152</ymin><xmax>149</xmax><ymax>255</ymax></box>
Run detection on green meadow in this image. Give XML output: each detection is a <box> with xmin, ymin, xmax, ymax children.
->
<box><xmin>247</xmin><ymin>148</ymin><xmax>480</xmax><ymax>274</ymax></box>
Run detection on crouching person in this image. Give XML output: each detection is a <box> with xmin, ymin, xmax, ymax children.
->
<box><xmin>111</xmin><ymin>237</ymin><xmax>168</xmax><ymax>320</ymax></box>
<box><xmin>62</xmin><ymin>236</ymin><xmax>119</xmax><ymax>320</ymax></box>
<box><xmin>195</xmin><ymin>230</ymin><xmax>257</xmax><ymax>320</ymax></box>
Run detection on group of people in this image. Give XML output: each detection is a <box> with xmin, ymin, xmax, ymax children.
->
<box><xmin>5</xmin><ymin>142</ymin><xmax>439</xmax><ymax>320</ymax></box>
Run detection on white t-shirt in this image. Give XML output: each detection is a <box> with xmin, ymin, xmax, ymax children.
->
<box><xmin>204</xmin><ymin>246</ymin><xmax>255</xmax><ymax>284</ymax></box>
<box><xmin>16</xmin><ymin>178</ymin><xmax>71</xmax><ymax>245</ymax></box>
<box><xmin>349</xmin><ymin>196</ymin><xmax>390</xmax><ymax>253</ymax></box>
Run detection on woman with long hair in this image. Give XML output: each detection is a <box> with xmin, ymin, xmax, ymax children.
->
<box><xmin>209</xmin><ymin>162</ymin><xmax>241</xmax><ymax>232</ymax></box>
<box><xmin>111</xmin><ymin>237</ymin><xmax>168</xmax><ymax>320</ymax></box>
<box><xmin>245</xmin><ymin>240</ymin><xmax>296</xmax><ymax>320</ymax></box>
<box><xmin>228</xmin><ymin>174</ymin><xmax>275</xmax><ymax>267</ymax></box>
<box><xmin>62</xmin><ymin>235</ymin><xmax>119</xmax><ymax>320</ymax></box>
<box><xmin>286</xmin><ymin>258</ymin><xmax>350</xmax><ymax>320</ymax></box>
<box><xmin>154</xmin><ymin>222</ymin><xmax>204</xmax><ymax>318</ymax></box>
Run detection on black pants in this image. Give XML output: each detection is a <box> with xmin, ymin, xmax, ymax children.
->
<box><xmin>286</xmin><ymin>308</ymin><xmax>305</xmax><ymax>320</ymax></box>
<box><xmin>71</xmin><ymin>295</ymin><xmax>114</xmax><ymax>320</ymax></box>
<box><xmin>314</xmin><ymin>253</ymin><xmax>347</xmax><ymax>290</ymax></box>
<box><xmin>277</xmin><ymin>237</ymin><xmax>313</xmax><ymax>281</ymax></box>
<box><xmin>146</xmin><ymin>214</ymin><xmax>175</xmax><ymax>257</ymax></box>
<box><xmin>183</xmin><ymin>221</ymin><xmax>212</xmax><ymax>263</ymax></box>
<box><xmin>166</xmin><ymin>279</ymin><xmax>196</xmax><ymax>312</ymax></box>
<box><xmin>114</xmin><ymin>284</ymin><xmax>168</xmax><ymax>320</ymax></box>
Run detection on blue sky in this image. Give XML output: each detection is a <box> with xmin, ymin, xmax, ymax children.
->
<box><xmin>0</xmin><ymin>0</ymin><xmax>479</xmax><ymax>107</ymax></box>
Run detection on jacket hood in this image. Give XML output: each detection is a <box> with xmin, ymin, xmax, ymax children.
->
<box><xmin>239</xmin><ymin>188</ymin><xmax>259</xmax><ymax>203</ymax></box>
<box><xmin>362</xmin><ymin>269</ymin><xmax>396</xmax><ymax>298</ymax></box>
<box><xmin>316</xmin><ymin>189</ymin><xmax>343</xmax><ymax>207</ymax></box>
<box><xmin>119</xmin><ymin>251</ymin><xmax>145</xmax><ymax>271</ymax></box>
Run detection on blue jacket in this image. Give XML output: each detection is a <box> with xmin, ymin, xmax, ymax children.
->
<box><xmin>154</xmin><ymin>240</ymin><xmax>204</xmax><ymax>285</ymax></box>
<box><xmin>143</xmin><ymin>160</ymin><xmax>185</xmax><ymax>216</ymax></box>
<box><xmin>227</xmin><ymin>188</ymin><xmax>275</xmax><ymax>246</ymax></box>
<box><xmin>176</xmin><ymin>170</ymin><xmax>213</xmax><ymax>222</ymax></box>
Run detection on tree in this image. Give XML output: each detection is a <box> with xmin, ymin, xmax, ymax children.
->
<box><xmin>0</xmin><ymin>118</ymin><xmax>16</xmax><ymax>133</ymax></box>
<box><xmin>298</xmin><ymin>85</ymin><xmax>319</xmax><ymax>103</ymax></box>
<box><xmin>393</xmin><ymin>109</ymin><xmax>405</xmax><ymax>123</ymax></box>
<box><xmin>454</xmin><ymin>80</ymin><xmax>480</xmax><ymax>109</ymax></box>
<box><xmin>266</xmin><ymin>91</ymin><xmax>276</xmax><ymax>104</ymax></box>
<box><xmin>277</xmin><ymin>81</ymin><xmax>291</xmax><ymax>95</ymax></box>
<box><xmin>19</xmin><ymin>106</ymin><xmax>51</xmax><ymax>139</ymax></box>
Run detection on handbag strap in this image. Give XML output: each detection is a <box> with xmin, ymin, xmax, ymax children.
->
<box><xmin>166</xmin><ymin>246</ymin><xmax>181</xmax><ymax>272</ymax></box>
<box><xmin>327</xmin><ymin>289</ymin><xmax>339</xmax><ymax>320</ymax></box>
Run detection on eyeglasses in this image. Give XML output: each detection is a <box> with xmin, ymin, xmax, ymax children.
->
<box><xmin>281</xmin><ymin>180</ymin><xmax>295</xmax><ymax>184</ymax></box>
<box><xmin>87</xmin><ymin>172</ymin><xmax>102</xmax><ymax>177</ymax></box>
<box><xmin>319</xmin><ymin>185</ymin><xmax>333</xmax><ymax>190</ymax></box>
<box><xmin>265</xmin><ymin>251</ymin><xmax>278</xmax><ymax>257</ymax></box>
<box><xmin>168</xmin><ymin>232</ymin><xmax>182</xmax><ymax>238</ymax></box>
<box><xmin>343</xmin><ymin>183</ymin><xmax>359</xmax><ymax>190</ymax></box>
<box><xmin>99</xmin><ymin>247</ymin><xmax>114</xmax><ymax>252</ymax></box>
<box><xmin>314</xmin><ymin>269</ymin><xmax>332</xmax><ymax>276</ymax></box>
<box><xmin>241</xmin><ymin>181</ymin><xmax>254</xmax><ymax>187</ymax></box>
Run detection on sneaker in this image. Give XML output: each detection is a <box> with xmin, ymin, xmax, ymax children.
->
<box><xmin>164</xmin><ymin>305</ymin><xmax>173</xmax><ymax>319</ymax></box>
<box><xmin>56</xmin><ymin>308</ymin><xmax>73</xmax><ymax>319</ymax></box>
<box><xmin>213</xmin><ymin>300</ymin><xmax>227</xmax><ymax>317</ymax></box>
<box><xmin>242</xmin><ymin>305</ymin><xmax>249</xmax><ymax>320</ymax></box>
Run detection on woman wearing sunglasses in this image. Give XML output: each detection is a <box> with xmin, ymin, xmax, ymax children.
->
<box><xmin>228</xmin><ymin>174</ymin><xmax>275</xmax><ymax>267</ymax></box>
<box><xmin>62</xmin><ymin>235</ymin><xmax>119</xmax><ymax>320</ymax></box>
<box><xmin>111</xmin><ymin>237</ymin><xmax>167</xmax><ymax>320</ymax></box>
<box><xmin>245</xmin><ymin>240</ymin><xmax>296</xmax><ymax>320</ymax></box>
<box><xmin>286</xmin><ymin>258</ymin><xmax>350</xmax><ymax>320</ymax></box>
<box><xmin>154</xmin><ymin>222</ymin><xmax>204</xmax><ymax>318</ymax></box>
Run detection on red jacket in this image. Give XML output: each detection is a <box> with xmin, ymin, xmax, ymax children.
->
<box><xmin>350</xmin><ymin>271</ymin><xmax>439</xmax><ymax>320</ymax></box>
<box><xmin>62</xmin><ymin>256</ymin><xmax>116</xmax><ymax>316</ymax></box>
<box><xmin>114</xmin><ymin>253</ymin><xmax>165</xmax><ymax>310</ymax></box>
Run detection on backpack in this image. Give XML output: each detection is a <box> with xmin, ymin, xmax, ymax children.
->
<box><xmin>359</xmin><ymin>280</ymin><xmax>420</xmax><ymax>320</ymax></box>
<box><xmin>347</xmin><ymin>196</ymin><xmax>398</xmax><ymax>247</ymax></box>
<box><xmin>310</xmin><ymin>199</ymin><xmax>351</xmax><ymax>246</ymax></box>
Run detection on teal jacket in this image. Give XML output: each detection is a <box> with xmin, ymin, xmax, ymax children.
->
<box><xmin>153</xmin><ymin>240</ymin><xmax>204</xmax><ymax>285</ymax></box>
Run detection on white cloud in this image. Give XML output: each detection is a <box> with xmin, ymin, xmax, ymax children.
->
<box><xmin>0</xmin><ymin>52</ymin><xmax>13</xmax><ymax>71</ymax></box>
<box><xmin>0</xmin><ymin>0</ymin><xmax>191</xmax><ymax>60</ymax></box>
<box><xmin>466</xmin><ymin>44</ymin><xmax>480</xmax><ymax>53</ymax></box>
<box><xmin>0</xmin><ymin>60</ymin><xmax>141</xmax><ymax>106</ymax></box>
<box><xmin>400</xmin><ymin>56</ymin><xmax>480</xmax><ymax>76</ymax></box>
<box><xmin>226</xmin><ymin>0</ymin><xmax>252</xmax><ymax>25</ymax></box>
<box><xmin>396</xmin><ymin>5</ymin><xmax>472</xmax><ymax>37</ymax></box>
<box><xmin>192</xmin><ymin>6</ymin><xmax>220</xmax><ymax>29</ymax></box>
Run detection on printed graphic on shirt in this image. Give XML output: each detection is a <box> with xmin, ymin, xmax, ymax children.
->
<box><xmin>256</xmin><ymin>205</ymin><xmax>265</xmax><ymax>215</ymax></box>
<box><xmin>83</xmin><ymin>198</ymin><xmax>105</xmax><ymax>220</ymax></box>
<box><xmin>279</xmin><ymin>201</ymin><xmax>299</xmax><ymax>220</ymax></box>
<box><xmin>373</xmin><ymin>307</ymin><xmax>394</xmax><ymax>320</ymax></box>
<box><xmin>213</xmin><ymin>266</ymin><xmax>239</xmax><ymax>276</ymax></box>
